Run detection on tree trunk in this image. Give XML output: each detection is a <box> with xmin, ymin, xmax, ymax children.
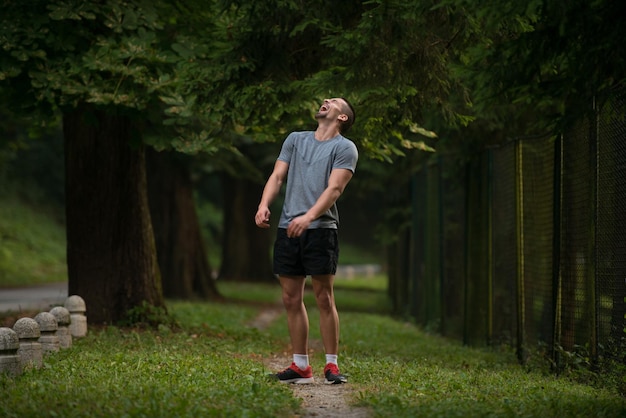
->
<box><xmin>219</xmin><ymin>173</ymin><xmax>274</xmax><ymax>282</ymax></box>
<box><xmin>63</xmin><ymin>105</ymin><xmax>164</xmax><ymax>324</ymax></box>
<box><xmin>146</xmin><ymin>148</ymin><xmax>221</xmax><ymax>300</ymax></box>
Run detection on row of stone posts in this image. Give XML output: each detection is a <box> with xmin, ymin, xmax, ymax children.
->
<box><xmin>0</xmin><ymin>295</ymin><xmax>87</xmax><ymax>376</ymax></box>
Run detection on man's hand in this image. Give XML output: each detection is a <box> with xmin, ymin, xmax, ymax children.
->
<box><xmin>286</xmin><ymin>214</ymin><xmax>312</xmax><ymax>238</ymax></box>
<box><xmin>255</xmin><ymin>207</ymin><xmax>271</xmax><ymax>228</ymax></box>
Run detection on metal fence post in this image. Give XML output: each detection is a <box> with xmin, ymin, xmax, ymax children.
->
<box><xmin>515</xmin><ymin>139</ymin><xmax>527</xmax><ymax>363</ymax></box>
<box><xmin>590</xmin><ymin>97</ymin><xmax>599</xmax><ymax>362</ymax></box>
<box><xmin>552</xmin><ymin>134</ymin><xmax>563</xmax><ymax>368</ymax></box>
<box><xmin>487</xmin><ymin>149</ymin><xmax>494</xmax><ymax>345</ymax></box>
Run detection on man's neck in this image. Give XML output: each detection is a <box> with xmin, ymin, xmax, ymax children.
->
<box><xmin>314</xmin><ymin>122</ymin><xmax>341</xmax><ymax>141</ymax></box>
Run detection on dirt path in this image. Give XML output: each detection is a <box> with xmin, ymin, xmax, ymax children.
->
<box><xmin>249</xmin><ymin>307</ymin><xmax>371</xmax><ymax>418</ymax></box>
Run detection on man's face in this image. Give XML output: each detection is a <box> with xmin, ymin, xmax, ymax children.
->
<box><xmin>315</xmin><ymin>98</ymin><xmax>347</xmax><ymax>122</ymax></box>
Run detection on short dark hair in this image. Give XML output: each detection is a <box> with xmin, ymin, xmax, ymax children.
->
<box><xmin>339</xmin><ymin>97</ymin><xmax>355</xmax><ymax>133</ymax></box>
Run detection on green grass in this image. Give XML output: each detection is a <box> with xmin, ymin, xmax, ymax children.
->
<box><xmin>338</xmin><ymin>313</ymin><xmax>625</xmax><ymax>417</ymax></box>
<box><xmin>0</xmin><ymin>190</ymin><xmax>67</xmax><ymax>288</ymax></box>
<box><xmin>1</xmin><ymin>279</ymin><xmax>624</xmax><ymax>418</ymax></box>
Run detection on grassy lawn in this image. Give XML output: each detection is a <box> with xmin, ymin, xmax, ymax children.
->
<box><xmin>0</xmin><ymin>193</ymin><xmax>67</xmax><ymax>288</ymax></box>
<box><xmin>1</xmin><ymin>279</ymin><xmax>624</xmax><ymax>418</ymax></box>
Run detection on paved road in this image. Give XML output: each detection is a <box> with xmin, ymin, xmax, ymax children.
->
<box><xmin>0</xmin><ymin>282</ymin><xmax>68</xmax><ymax>313</ymax></box>
<box><xmin>336</xmin><ymin>264</ymin><xmax>381</xmax><ymax>278</ymax></box>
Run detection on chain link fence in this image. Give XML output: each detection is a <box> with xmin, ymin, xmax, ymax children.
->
<box><xmin>398</xmin><ymin>95</ymin><xmax>626</xmax><ymax>365</ymax></box>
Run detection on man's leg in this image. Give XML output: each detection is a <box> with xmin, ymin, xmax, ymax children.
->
<box><xmin>279</xmin><ymin>275</ymin><xmax>308</xmax><ymax>355</ymax></box>
<box><xmin>312</xmin><ymin>274</ymin><xmax>347</xmax><ymax>384</ymax></box>
<box><xmin>272</xmin><ymin>275</ymin><xmax>314</xmax><ymax>384</ymax></box>
<box><xmin>311</xmin><ymin>274</ymin><xmax>339</xmax><ymax>356</ymax></box>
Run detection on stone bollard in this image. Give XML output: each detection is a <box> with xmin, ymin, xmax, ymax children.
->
<box><xmin>0</xmin><ymin>327</ymin><xmax>20</xmax><ymax>376</ymax></box>
<box><xmin>65</xmin><ymin>295</ymin><xmax>87</xmax><ymax>338</ymax></box>
<box><xmin>13</xmin><ymin>318</ymin><xmax>43</xmax><ymax>371</ymax></box>
<box><xmin>50</xmin><ymin>306</ymin><xmax>72</xmax><ymax>349</ymax></box>
<box><xmin>34</xmin><ymin>312</ymin><xmax>60</xmax><ymax>355</ymax></box>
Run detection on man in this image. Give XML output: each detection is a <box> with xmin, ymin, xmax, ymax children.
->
<box><xmin>255</xmin><ymin>97</ymin><xmax>358</xmax><ymax>384</ymax></box>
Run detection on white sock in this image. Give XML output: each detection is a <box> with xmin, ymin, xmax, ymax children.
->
<box><xmin>293</xmin><ymin>354</ymin><xmax>309</xmax><ymax>370</ymax></box>
<box><xmin>325</xmin><ymin>354</ymin><xmax>338</xmax><ymax>366</ymax></box>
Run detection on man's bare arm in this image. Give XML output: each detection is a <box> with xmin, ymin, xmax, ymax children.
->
<box><xmin>255</xmin><ymin>160</ymin><xmax>289</xmax><ymax>228</ymax></box>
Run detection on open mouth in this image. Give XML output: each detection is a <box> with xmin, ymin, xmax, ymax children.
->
<box><xmin>319</xmin><ymin>104</ymin><xmax>329</xmax><ymax>112</ymax></box>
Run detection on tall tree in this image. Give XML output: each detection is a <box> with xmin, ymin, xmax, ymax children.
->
<box><xmin>0</xmin><ymin>1</ymin><xmax>224</xmax><ymax>323</ymax></box>
<box><xmin>63</xmin><ymin>105</ymin><xmax>162</xmax><ymax>321</ymax></box>
<box><xmin>146</xmin><ymin>149</ymin><xmax>219</xmax><ymax>299</ymax></box>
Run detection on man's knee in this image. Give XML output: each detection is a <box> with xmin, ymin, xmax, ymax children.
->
<box><xmin>282</xmin><ymin>292</ymin><xmax>303</xmax><ymax>311</ymax></box>
<box><xmin>315</xmin><ymin>292</ymin><xmax>335</xmax><ymax>312</ymax></box>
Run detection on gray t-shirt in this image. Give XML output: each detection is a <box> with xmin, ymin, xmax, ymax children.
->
<box><xmin>277</xmin><ymin>131</ymin><xmax>358</xmax><ymax>229</ymax></box>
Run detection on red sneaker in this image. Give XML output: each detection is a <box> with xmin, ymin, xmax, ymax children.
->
<box><xmin>274</xmin><ymin>362</ymin><xmax>314</xmax><ymax>384</ymax></box>
<box><xmin>324</xmin><ymin>363</ymin><xmax>347</xmax><ymax>384</ymax></box>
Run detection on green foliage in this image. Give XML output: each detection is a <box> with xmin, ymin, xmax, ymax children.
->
<box><xmin>120</xmin><ymin>300</ymin><xmax>178</xmax><ymax>329</ymax></box>
<box><xmin>547</xmin><ymin>338</ymin><xmax>626</xmax><ymax>397</ymax></box>
<box><xmin>295</xmin><ymin>0</ymin><xmax>463</xmax><ymax>160</ymax></box>
<box><xmin>1</xmin><ymin>0</ymin><xmax>464</xmax><ymax>163</ymax></box>
<box><xmin>441</xmin><ymin>0</ymin><xmax>626</xmax><ymax>135</ymax></box>
<box><xmin>3</xmin><ymin>0</ymin><xmax>622</xmax><ymax>160</ymax></box>
<box><xmin>1</xmin><ymin>0</ymin><xmax>221</xmax><ymax>153</ymax></box>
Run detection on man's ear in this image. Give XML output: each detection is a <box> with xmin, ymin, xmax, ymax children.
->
<box><xmin>338</xmin><ymin>114</ymin><xmax>348</xmax><ymax>122</ymax></box>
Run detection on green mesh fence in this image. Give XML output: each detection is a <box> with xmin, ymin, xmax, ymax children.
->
<box><xmin>388</xmin><ymin>176</ymin><xmax>415</xmax><ymax>317</ymax></box>
<box><xmin>388</xmin><ymin>223</ymin><xmax>412</xmax><ymax>317</ymax></box>
<box><xmin>519</xmin><ymin>137</ymin><xmax>556</xmax><ymax>358</ymax></box>
<box><xmin>596</xmin><ymin>93</ymin><xmax>626</xmax><ymax>360</ymax></box>
<box><xmin>440</xmin><ymin>157</ymin><xmax>467</xmax><ymax>340</ymax></box>
<box><xmin>464</xmin><ymin>153</ymin><xmax>490</xmax><ymax>346</ymax></box>
<box><xmin>560</xmin><ymin>118</ymin><xmax>594</xmax><ymax>353</ymax></box>
<box><xmin>490</xmin><ymin>143</ymin><xmax>518</xmax><ymax>347</ymax></box>
<box><xmin>423</xmin><ymin>160</ymin><xmax>442</xmax><ymax>328</ymax></box>
<box><xmin>404</xmin><ymin>91</ymin><xmax>625</xmax><ymax>364</ymax></box>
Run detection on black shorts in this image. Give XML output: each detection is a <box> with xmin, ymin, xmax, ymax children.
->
<box><xmin>273</xmin><ymin>228</ymin><xmax>339</xmax><ymax>276</ymax></box>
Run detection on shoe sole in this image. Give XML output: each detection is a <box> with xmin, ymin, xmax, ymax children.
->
<box><xmin>279</xmin><ymin>377</ymin><xmax>314</xmax><ymax>384</ymax></box>
<box><xmin>324</xmin><ymin>378</ymin><xmax>347</xmax><ymax>385</ymax></box>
